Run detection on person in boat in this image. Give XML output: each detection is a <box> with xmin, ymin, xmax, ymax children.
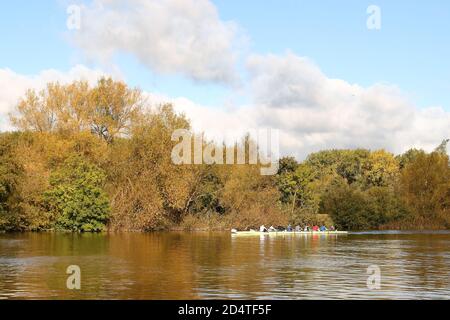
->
<box><xmin>329</xmin><ymin>225</ymin><xmax>335</xmax><ymax>231</ymax></box>
<box><xmin>260</xmin><ymin>225</ymin><xmax>268</xmax><ymax>232</ymax></box>
<box><xmin>295</xmin><ymin>225</ymin><xmax>301</xmax><ymax>232</ymax></box>
<box><xmin>312</xmin><ymin>225</ymin><xmax>319</xmax><ymax>232</ymax></box>
<box><xmin>287</xmin><ymin>224</ymin><xmax>293</xmax><ymax>232</ymax></box>
<box><xmin>320</xmin><ymin>225</ymin><xmax>328</xmax><ymax>232</ymax></box>
<box><xmin>304</xmin><ymin>225</ymin><xmax>310</xmax><ymax>232</ymax></box>
<box><xmin>268</xmin><ymin>225</ymin><xmax>277</xmax><ymax>232</ymax></box>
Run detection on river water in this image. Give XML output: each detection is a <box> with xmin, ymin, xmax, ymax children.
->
<box><xmin>0</xmin><ymin>231</ymin><xmax>449</xmax><ymax>299</ymax></box>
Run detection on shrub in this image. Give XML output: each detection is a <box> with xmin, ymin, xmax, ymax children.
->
<box><xmin>290</xmin><ymin>209</ymin><xmax>334</xmax><ymax>227</ymax></box>
<box><xmin>0</xmin><ymin>133</ymin><xmax>22</xmax><ymax>231</ymax></box>
<box><xmin>320</xmin><ymin>178</ymin><xmax>405</xmax><ymax>230</ymax></box>
<box><xmin>44</xmin><ymin>155</ymin><xmax>110</xmax><ymax>232</ymax></box>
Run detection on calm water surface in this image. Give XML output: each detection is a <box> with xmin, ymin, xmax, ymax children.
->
<box><xmin>0</xmin><ymin>231</ymin><xmax>449</xmax><ymax>299</ymax></box>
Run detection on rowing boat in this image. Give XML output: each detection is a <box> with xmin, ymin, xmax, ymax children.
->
<box><xmin>231</xmin><ymin>230</ymin><xmax>348</xmax><ymax>236</ymax></box>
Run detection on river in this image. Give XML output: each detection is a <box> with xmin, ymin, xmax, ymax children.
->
<box><xmin>0</xmin><ymin>231</ymin><xmax>449</xmax><ymax>299</ymax></box>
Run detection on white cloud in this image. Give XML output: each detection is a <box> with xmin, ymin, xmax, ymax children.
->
<box><xmin>71</xmin><ymin>0</ymin><xmax>243</xmax><ymax>84</ymax></box>
<box><xmin>147</xmin><ymin>52</ymin><xmax>449</xmax><ymax>159</ymax></box>
<box><xmin>1</xmin><ymin>53</ymin><xmax>448</xmax><ymax>159</ymax></box>
<box><xmin>241</xmin><ymin>52</ymin><xmax>450</xmax><ymax>158</ymax></box>
<box><xmin>0</xmin><ymin>65</ymin><xmax>108</xmax><ymax>131</ymax></box>
<box><xmin>143</xmin><ymin>92</ymin><xmax>258</xmax><ymax>143</ymax></box>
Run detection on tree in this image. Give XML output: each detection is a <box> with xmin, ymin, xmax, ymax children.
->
<box><xmin>88</xmin><ymin>78</ymin><xmax>143</xmax><ymax>143</ymax></box>
<box><xmin>188</xmin><ymin>166</ymin><xmax>225</xmax><ymax>215</ymax></box>
<box><xmin>5</xmin><ymin>78</ymin><xmax>450</xmax><ymax>233</ymax></box>
<box><xmin>10</xmin><ymin>78</ymin><xmax>143</xmax><ymax>143</ymax></box>
<box><xmin>305</xmin><ymin>150</ymin><xmax>343</xmax><ymax>177</ymax></box>
<box><xmin>396</xmin><ymin>148</ymin><xmax>426</xmax><ymax>169</ymax></box>
<box><xmin>365</xmin><ymin>186</ymin><xmax>406</xmax><ymax>225</ymax></box>
<box><xmin>336</xmin><ymin>150</ymin><xmax>369</xmax><ymax>185</ymax></box>
<box><xmin>434</xmin><ymin>139</ymin><xmax>449</xmax><ymax>155</ymax></box>
<box><xmin>10</xmin><ymin>86</ymin><xmax>62</xmax><ymax>133</ymax></box>
<box><xmin>278</xmin><ymin>164</ymin><xmax>317</xmax><ymax>214</ymax></box>
<box><xmin>363</xmin><ymin>150</ymin><xmax>399</xmax><ymax>187</ymax></box>
<box><xmin>108</xmin><ymin>105</ymin><xmax>201</xmax><ymax>230</ymax></box>
<box><xmin>320</xmin><ymin>177</ymin><xmax>372</xmax><ymax>230</ymax></box>
<box><xmin>320</xmin><ymin>177</ymin><xmax>404</xmax><ymax>230</ymax></box>
<box><xmin>44</xmin><ymin>156</ymin><xmax>110</xmax><ymax>232</ymax></box>
<box><xmin>306</xmin><ymin>149</ymin><xmax>370</xmax><ymax>183</ymax></box>
<box><xmin>0</xmin><ymin>133</ymin><xmax>22</xmax><ymax>230</ymax></box>
<box><xmin>220</xmin><ymin>164</ymin><xmax>285</xmax><ymax>229</ymax></box>
<box><xmin>399</xmin><ymin>152</ymin><xmax>450</xmax><ymax>221</ymax></box>
<box><xmin>277</xmin><ymin>156</ymin><xmax>298</xmax><ymax>175</ymax></box>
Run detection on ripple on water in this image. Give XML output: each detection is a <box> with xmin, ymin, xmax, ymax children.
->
<box><xmin>0</xmin><ymin>232</ymin><xmax>449</xmax><ymax>299</ymax></box>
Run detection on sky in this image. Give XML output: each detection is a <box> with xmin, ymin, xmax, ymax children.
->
<box><xmin>1</xmin><ymin>0</ymin><xmax>449</xmax><ymax>158</ymax></box>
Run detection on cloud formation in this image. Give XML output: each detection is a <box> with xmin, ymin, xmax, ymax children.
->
<box><xmin>4</xmin><ymin>0</ymin><xmax>450</xmax><ymax>162</ymax></box>
<box><xmin>2</xmin><ymin>53</ymin><xmax>449</xmax><ymax>159</ymax></box>
<box><xmin>157</xmin><ymin>52</ymin><xmax>450</xmax><ymax>158</ymax></box>
<box><xmin>72</xmin><ymin>0</ymin><xmax>242</xmax><ymax>84</ymax></box>
<box><xmin>245</xmin><ymin>52</ymin><xmax>450</xmax><ymax>157</ymax></box>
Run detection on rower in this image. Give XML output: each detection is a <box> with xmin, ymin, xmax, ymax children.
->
<box><xmin>260</xmin><ymin>225</ymin><xmax>268</xmax><ymax>233</ymax></box>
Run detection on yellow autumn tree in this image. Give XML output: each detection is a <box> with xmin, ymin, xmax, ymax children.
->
<box><xmin>10</xmin><ymin>78</ymin><xmax>143</xmax><ymax>143</ymax></box>
<box><xmin>363</xmin><ymin>150</ymin><xmax>400</xmax><ymax>187</ymax></box>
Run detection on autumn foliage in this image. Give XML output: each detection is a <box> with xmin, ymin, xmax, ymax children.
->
<box><xmin>1</xmin><ymin>78</ymin><xmax>449</xmax><ymax>232</ymax></box>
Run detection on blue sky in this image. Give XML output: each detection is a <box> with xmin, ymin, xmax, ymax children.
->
<box><xmin>216</xmin><ymin>0</ymin><xmax>450</xmax><ymax>109</ymax></box>
<box><xmin>1</xmin><ymin>0</ymin><xmax>449</xmax><ymax>157</ymax></box>
<box><xmin>1</xmin><ymin>0</ymin><xmax>450</xmax><ymax>110</ymax></box>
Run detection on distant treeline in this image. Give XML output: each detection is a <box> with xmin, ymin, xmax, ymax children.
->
<box><xmin>1</xmin><ymin>78</ymin><xmax>449</xmax><ymax>232</ymax></box>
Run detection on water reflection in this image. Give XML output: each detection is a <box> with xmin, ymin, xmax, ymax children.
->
<box><xmin>0</xmin><ymin>232</ymin><xmax>449</xmax><ymax>299</ymax></box>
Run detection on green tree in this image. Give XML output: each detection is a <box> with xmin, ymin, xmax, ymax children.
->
<box><xmin>396</xmin><ymin>148</ymin><xmax>426</xmax><ymax>169</ymax></box>
<box><xmin>362</xmin><ymin>150</ymin><xmax>399</xmax><ymax>187</ymax></box>
<box><xmin>277</xmin><ymin>156</ymin><xmax>299</xmax><ymax>175</ymax></box>
<box><xmin>44</xmin><ymin>155</ymin><xmax>110</xmax><ymax>232</ymax></box>
<box><xmin>305</xmin><ymin>149</ymin><xmax>370</xmax><ymax>183</ymax></box>
<box><xmin>0</xmin><ymin>133</ymin><xmax>22</xmax><ymax>230</ymax></box>
<box><xmin>189</xmin><ymin>167</ymin><xmax>225</xmax><ymax>215</ymax></box>
<box><xmin>278</xmin><ymin>164</ymin><xmax>317</xmax><ymax>214</ymax></box>
<box><xmin>320</xmin><ymin>178</ymin><xmax>371</xmax><ymax>230</ymax></box>
<box><xmin>320</xmin><ymin>177</ymin><xmax>404</xmax><ymax>230</ymax></box>
<box><xmin>336</xmin><ymin>150</ymin><xmax>369</xmax><ymax>185</ymax></box>
<box><xmin>365</xmin><ymin>186</ymin><xmax>406</xmax><ymax>225</ymax></box>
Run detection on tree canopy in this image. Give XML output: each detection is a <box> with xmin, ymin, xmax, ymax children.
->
<box><xmin>1</xmin><ymin>78</ymin><xmax>449</xmax><ymax>232</ymax></box>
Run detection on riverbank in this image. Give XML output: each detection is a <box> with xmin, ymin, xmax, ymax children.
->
<box><xmin>1</xmin><ymin>224</ymin><xmax>448</xmax><ymax>234</ymax></box>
